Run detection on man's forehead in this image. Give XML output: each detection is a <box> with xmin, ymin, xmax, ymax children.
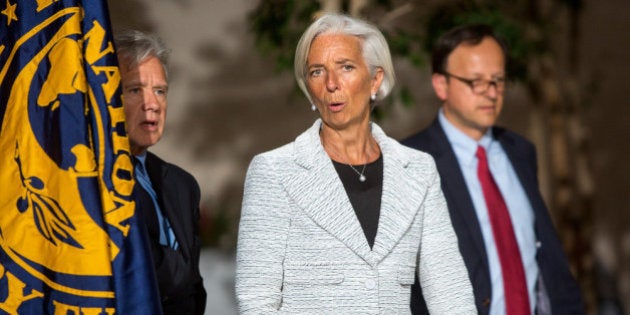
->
<box><xmin>119</xmin><ymin>57</ymin><xmax>168</xmax><ymax>86</ymax></box>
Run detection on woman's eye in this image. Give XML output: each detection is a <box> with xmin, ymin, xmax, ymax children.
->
<box><xmin>343</xmin><ymin>65</ymin><xmax>354</xmax><ymax>71</ymax></box>
<box><xmin>310</xmin><ymin>69</ymin><xmax>322</xmax><ymax>77</ymax></box>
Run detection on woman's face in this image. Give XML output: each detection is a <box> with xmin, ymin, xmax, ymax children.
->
<box><xmin>306</xmin><ymin>33</ymin><xmax>383</xmax><ymax>130</ymax></box>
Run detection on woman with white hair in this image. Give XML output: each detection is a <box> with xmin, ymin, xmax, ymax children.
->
<box><xmin>235</xmin><ymin>13</ymin><xmax>475</xmax><ymax>314</ymax></box>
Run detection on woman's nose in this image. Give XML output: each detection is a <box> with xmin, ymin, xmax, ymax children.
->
<box><xmin>326</xmin><ymin>72</ymin><xmax>339</xmax><ymax>92</ymax></box>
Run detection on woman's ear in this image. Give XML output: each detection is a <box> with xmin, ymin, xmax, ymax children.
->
<box><xmin>371</xmin><ymin>67</ymin><xmax>384</xmax><ymax>95</ymax></box>
<box><xmin>432</xmin><ymin>73</ymin><xmax>448</xmax><ymax>101</ymax></box>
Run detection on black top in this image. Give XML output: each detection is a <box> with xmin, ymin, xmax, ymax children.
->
<box><xmin>332</xmin><ymin>154</ymin><xmax>383</xmax><ymax>249</ymax></box>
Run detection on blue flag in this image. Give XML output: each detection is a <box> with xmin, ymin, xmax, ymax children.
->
<box><xmin>0</xmin><ymin>0</ymin><xmax>162</xmax><ymax>313</ymax></box>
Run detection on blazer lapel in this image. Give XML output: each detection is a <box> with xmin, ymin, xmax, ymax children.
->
<box><xmin>145</xmin><ymin>153</ymin><xmax>189</xmax><ymax>258</ymax></box>
<box><xmin>495</xmin><ymin>127</ymin><xmax>547</xmax><ymax>240</ymax></box>
<box><xmin>495</xmin><ymin>128</ymin><xmax>541</xmax><ymax>210</ymax></box>
<box><xmin>370</xmin><ymin>125</ymin><xmax>426</xmax><ymax>264</ymax></box>
<box><xmin>428</xmin><ymin>120</ymin><xmax>489</xmax><ymax>274</ymax></box>
<box><xmin>281</xmin><ymin>120</ymin><xmax>373</xmax><ymax>264</ymax></box>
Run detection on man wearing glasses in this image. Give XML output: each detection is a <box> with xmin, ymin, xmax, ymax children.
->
<box><xmin>402</xmin><ymin>24</ymin><xmax>583</xmax><ymax>315</ymax></box>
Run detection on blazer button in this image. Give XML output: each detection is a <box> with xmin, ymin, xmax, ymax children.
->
<box><xmin>482</xmin><ymin>298</ymin><xmax>491</xmax><ymax>307</ymax></box>
<box><xmin>365</xmin><ymin>279</ymin><xmax>376</xmax><ymax>290</ymax></box>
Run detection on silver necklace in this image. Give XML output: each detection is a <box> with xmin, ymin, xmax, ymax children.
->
<box><xmin>348</xmin><ymin>164</ymin><xmax>367</xmax><ymax>182</ymax></box>
<box><xmin>322</xmin><ymin>138</ymin><xmax>370</xmax><ymax>182</ymax></box>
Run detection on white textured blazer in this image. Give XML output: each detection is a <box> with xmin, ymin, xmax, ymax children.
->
<box><xmin>236</xmin><ymin>119</ymin><xmax>475</xmax><ymax>314</ymax></box>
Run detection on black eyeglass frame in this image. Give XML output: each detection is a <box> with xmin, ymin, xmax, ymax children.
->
<box><xmin>443</xmin><ymin>71</ymin><xmax>506</xmax><ymax>94</ymax></box>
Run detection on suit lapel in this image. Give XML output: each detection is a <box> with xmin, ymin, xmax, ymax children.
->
<box><xmin>370</xmin><ymin>126</ymin><xmax>425</xmax><ymax>264</ymax></box>
<box><xmin>281</xmin><ymin>121</ymin><xmax>373</xmax><ymax>263</ymax></box>
<box><xmin>281</xmin><ymin>120</ymin><xmax>427</xmax><ymax>266</ymax></box>
<box><xmin>145</xmin><ymin>153</ymin><xmax>189</xmax><ymax>257</ymax></box>
<box><xmin>427</xmin><ymin>120</ymin><xmax>489</xmax><ymax>270</ymax></box>
<box><xmin>495</xmin><ymin>128</ymin><xmax>547</xmax><ymax>241</ymax></box>
<box><xmin>495</xmin><ymin>129</ymin><xmax>540</xmax><ymax>210</ymax></box>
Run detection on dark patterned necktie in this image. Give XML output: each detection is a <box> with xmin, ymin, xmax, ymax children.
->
<box><xmin>134</xmin><ymin>157</ymin><xmax>177</xmax><ymax>249</ymax></box>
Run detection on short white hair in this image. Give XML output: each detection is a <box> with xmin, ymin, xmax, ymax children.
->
<box><xmin>115</xmin><ymin>29</ymin><xmax>170</xmax><ymax>79</ymax></box>
<box><xmin>294</xmin><ymin>13</ymin><xmax>396</xmax><ymax>105</ymax></box>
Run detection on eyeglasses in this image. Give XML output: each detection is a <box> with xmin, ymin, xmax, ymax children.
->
<box><xmin>443</xmin><ymin>72</ymin><xmax>506</xmax><ymax>94</ymax></box>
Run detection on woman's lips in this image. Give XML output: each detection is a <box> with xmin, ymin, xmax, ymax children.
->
<box><xmin>328</xmin><ymin>102</ymin><xmax>345</xmax><ymax>112</ymax></box>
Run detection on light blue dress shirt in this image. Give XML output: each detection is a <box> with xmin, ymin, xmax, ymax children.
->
<box><xmin>135</xmin><ymin>153</ymin><xmax>178</xmax><ymax>250</ymax></box>
<box><xmin>439</xmin><ymin>109</ymin><xmax>538</xmax><ymax>314</ymax></box>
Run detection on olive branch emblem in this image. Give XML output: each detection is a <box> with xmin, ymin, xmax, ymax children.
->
<box><xmin>14</xmin><ymin>142</ymin><xmax>82</xmax><ymax>248</ymax></box>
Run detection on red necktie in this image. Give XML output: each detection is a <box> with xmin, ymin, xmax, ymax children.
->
<box><xmin>476</xmin><ymin>146</ymin><xmax>530</xmax><ymax>315</ymax></box>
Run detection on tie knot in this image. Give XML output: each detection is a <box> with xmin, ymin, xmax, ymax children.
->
<box><xmin>133</xmin><ymin>156</ymin><xmax>148</xmax><ymax>177</ymax></box>
<box><xmin>476</xmin><ymin>145</ymin><xmax>487</xmax><ymax>161</ymax></box>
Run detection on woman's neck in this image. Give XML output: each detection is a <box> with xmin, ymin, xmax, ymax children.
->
<box><xmin>320</xmin><ymin>122</ymin><xmax>380</xmax><ymax>165</ymax></box>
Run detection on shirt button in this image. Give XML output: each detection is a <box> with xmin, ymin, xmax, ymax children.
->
<box><xmin>365</xmin><ymin>279</ymin><xmax>376</xmax><ymax>289</ymax></box>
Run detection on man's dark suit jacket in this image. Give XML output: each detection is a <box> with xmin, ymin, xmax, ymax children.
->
<box><xmin>401</xmin><ymin>118</ymin><xmax>583</xmax><ymax>315</ymax></box>
<box><xmin>135</xmin><ymin>152</ymin><xmax>207</xmax><ymax>315</ymax></box>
